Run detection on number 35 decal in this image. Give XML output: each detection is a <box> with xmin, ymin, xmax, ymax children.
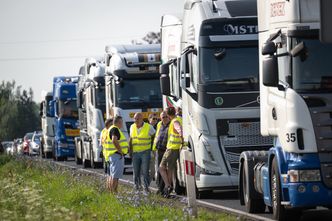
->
<box><xmin>286</xmin><ymin>133</ymin><xmax>296</xmax><ymax>142</ymax></box>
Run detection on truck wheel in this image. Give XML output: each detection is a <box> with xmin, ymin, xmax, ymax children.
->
<box><xmin>40</xmin><ymin>143</ymin><xmax>45</xmax><ymax>158</ymax></box>
<box><xmin>271</xmin><ymin>157</ymin><xmax>286</xmax><ymax>220</ymax></box>
<box><xmin>174</xmin><ymin>175</ymin><xmax>186</xmax><ymax>195</ymax></box>
<box><xmin>83</xmin><ymin>144</ymin><xmax>90</xmax><ymax>168</ymax></box>
<box><xmin>241</xmin><ymin>158</ymin><xmax>266</xmax><ymax>213</ymax></box>
<box><xmin>46</xmin><ymin>152</ymin><xmax>52</xmax><ymax>159</ymax></box>
<box><xmin>75</xmin><ymin>140</ymin><xmax>82</xmax><ymax>165</ymax></box>
<box><xmin>90</xmin><ymin>145</ymin><xmax>96</xmax><ymax>169</ymax></box>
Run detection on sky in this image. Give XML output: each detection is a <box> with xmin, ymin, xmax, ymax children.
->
<box><xmin>0</xmin><ymin>0</ymin><xmax>184</xmax><ymax>102</ymax></box>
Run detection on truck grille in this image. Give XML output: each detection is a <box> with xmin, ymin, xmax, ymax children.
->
<box><xmin>217</xmin><ymin>119</ymin><xmax>272</xmax><ymax>175</ymax></box>
<box><xmin>306</xmin><ymin>94</ymin><xmax>332</xmax><ymax>188</ymax></box>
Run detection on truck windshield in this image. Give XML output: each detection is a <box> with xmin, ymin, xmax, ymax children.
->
<box><xmin>59</xmin><ymin>100</ymin><xmax>78</xmax><ymax>119</ymax></box>
<box><xmin>95</xmin><ymin>86</ymin><xmax>106</xmax><ymax>112</ymax></box>
<box><xmin>115</xmin><ymin>79</ymin><xmax>162</xmax><ymax>109</ymax></box>
<box><xmin>45</xmin><ymin>96</ymin><xmax>53</xmax><ymax>117</ymax></box>
<box><xmin>200</xmin><ymin>47</ymin><xmax>259</xmax><ymax>91</ymax></box>
<box><xmin>292</xmin><ymin>38</ymin><xmax>332</xmax><ymax>92</ymax></box>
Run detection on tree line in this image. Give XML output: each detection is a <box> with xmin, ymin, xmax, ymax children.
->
<box><xmin>0</xmin><ymin>80</ymin><xmax>40</xmax><ymax>141</ymax></box>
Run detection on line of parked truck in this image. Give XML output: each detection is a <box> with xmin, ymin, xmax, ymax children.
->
<box><xmin>36</xmin><ymin>0</ymin><xmax>332</xmax><ymax>220</ymax></box>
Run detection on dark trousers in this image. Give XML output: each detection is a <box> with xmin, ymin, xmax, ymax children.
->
<box><xmin>156</xmin><ymin>149</ymin><xmax>166</xmax><ymax>192</ymax></box>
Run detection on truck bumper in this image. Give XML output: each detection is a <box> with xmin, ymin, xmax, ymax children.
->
<box><xmin>196</xmin><ymin>174</ymin><xmax>235</xmax><ymax>190</ymax></box>
<box><xmin>286</xmin><ymin>182</ymin><xmax>332</xmax><ymax>207</ymax></box>
<box><xmin>56</xmin><ymin>147</ymin><xmax>75</xmax><ymax>157</ymax></box>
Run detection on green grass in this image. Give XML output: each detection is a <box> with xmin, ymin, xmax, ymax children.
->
<box><xmin>0</xmin><ymin>155</ymin><xmax>239</xmax><ymax>221</ymax></box>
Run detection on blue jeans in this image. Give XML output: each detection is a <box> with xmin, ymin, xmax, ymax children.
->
<box><xmin>132</xmin><ymin>149</ymin><xmax>151</xmax><ymax>190</ymax></box>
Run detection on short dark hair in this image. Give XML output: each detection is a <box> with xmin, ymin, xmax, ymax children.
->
<box><xmin>105</xmin><ymin>118</ymin><xmax>113</xmax><ymax>127</ymax></box>
<box><xmin>166</xmin><ymin>107</ymin><xmax>176</xmax><ymax>117</ymax></box>
<box><xmin>113</xmin><ymin>115</ymin><xmax>122</xmax><ymax>125</ymax></box>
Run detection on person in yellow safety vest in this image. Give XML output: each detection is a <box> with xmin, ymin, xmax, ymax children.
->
<box><xmin>129</xmin><ymin>112</ymin><xmax>155</xmax><ymax>195</ymax></box>
<box><xmin>100</xmin><ymin>118</ymin><xmax>113</xmax><ymax>192</ymax></box>
<box><xmin>152</xmin><ymin>110</ymin><xmax>170</xmax><ymax>195</ymax></box>
<box><xmin>159</xmin><ymin>106</ymin><xmax>183</xmax><ymax>198</ymax></box>
<box><xmin>105</xmin><ymin>115</ymin><xmax>128</xmax><ymax>193</ymax></box>
<box><xmin>148</xmin><ymin>113</ymin><xmax>159</xmax><ymax>182</ymax></box>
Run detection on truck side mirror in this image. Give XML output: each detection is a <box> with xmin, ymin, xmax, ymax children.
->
<box><xmin>160</xmin><ymin>63</ymin><xmax>170</xmax><ymax>75</ymax></box>
<box><xmin>180</xmin><ymin>54</ymin><xmax>190</xmax><ymax>88</ymax></box>
<box><xmin>262</xmin><ymin>41</ymin><xmax>277</xmax><ymax>55</ymax></box>
<box><xmin>263</xmin><ymin>55</ymin><xmax>279</xmax><ymax>87</ymax></box>
<box><xmin>39</xmin><ymin>102</ymin><xmax>44</xmax><ymax>117</ymax></box>
<box><xmin>160</xmin><ymin>74</ymin><xmax>171</xmax><ymax>96</ymax></box>
<box><xmin>77</xmin><ymin>91</ymin><xmax>83</xmax><ymax>108</ymax></box>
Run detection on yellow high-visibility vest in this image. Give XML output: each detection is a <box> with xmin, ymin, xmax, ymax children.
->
<box><xmin>167</xmin><ymin>116</ymin><xmax>183</xmax><ymax>150</ymax></box>
<box><xmin>152</xmin><ymin>121</ymin><xmax>162</xmax><ymax>151</ymax></box>
<box><xmin>130</xmin><ymin>123</ymin><xmax>152</xmax><ymax>152</ymax></box>
<box><xmin>104</xmin><ymin>125</ymin><xmax>129</xmax><ymax>159</ymax></box>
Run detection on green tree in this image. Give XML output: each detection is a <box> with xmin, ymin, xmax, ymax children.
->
<box><xmin>0</xmin><ymin>80</ymin><xmax>40</xmax><ymax>141</ymax></box>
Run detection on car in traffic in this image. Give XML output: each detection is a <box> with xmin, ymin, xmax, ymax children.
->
<box><xmin>1</xmin><ymin>141</ymin><xmax>14</xmax><ymax>155</ymax></box>
<box><xmin>29</xmin><ymin>131</ymin><xmax>42</xmax><ymax>155</ymax></box>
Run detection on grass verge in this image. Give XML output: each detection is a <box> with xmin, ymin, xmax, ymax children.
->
<box><xmin>0</xmin><ymin>155</ymin><xmax>239</xmax><ymax>221</ymax></box>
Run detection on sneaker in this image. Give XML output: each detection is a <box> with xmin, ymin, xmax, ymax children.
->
<box><xmin>163</xmin><ymin>186</ymin><xmax>172</xmax><ymax>198</ymax></box>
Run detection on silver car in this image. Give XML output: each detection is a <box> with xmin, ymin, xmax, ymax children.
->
<box><xmin>29</xmin><ymin>132</ymin><xmax>42</xmax><ymax>155</ymax></box>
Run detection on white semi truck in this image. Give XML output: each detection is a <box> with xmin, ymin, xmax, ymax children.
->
<box><xmin>104</xmin><ymin>44</ymin><xmax>163</xmax><ymax>171</ymax></box>
<box><xmin>160</xmin><ymin>0</ymin><xmax>272</xmax><ymax>195</ymax></box>
<box><xmin>39</xmin><ymin>91</ymin><xmax>55</xmax><ymax>158</ymax></box>
<box><xmin>239</xmin><ymin>0</ymin><xmax>332</xmax><ymax>220</ymax></box>
<box><xmin>75</xmin><ymin>58</ymin><xmax>106</xmax><ymax>168</ymax></box>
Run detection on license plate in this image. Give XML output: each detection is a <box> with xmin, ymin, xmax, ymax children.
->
<box><xmin>65</xmin><ymin>129</ymin><xmax>80</xmax><ymax>137</ymax></box>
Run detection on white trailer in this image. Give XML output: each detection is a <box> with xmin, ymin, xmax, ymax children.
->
<box><xmin>75</xmin><ymin>58</ymin><xmax>106</xmax><ymax>168</ymax></box>
<box><xmin>160</xmin><ymin>0</ymin><xmax>272</xmax><ymax>196</ymax></box>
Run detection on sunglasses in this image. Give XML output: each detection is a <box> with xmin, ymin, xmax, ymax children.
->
<box><xmin>162</xmin><ymin>116</ymin><xmax>168</xmax><ymax>119</ymax></box>
<box><xmin>152</xmin><ymin>118</ymin><xmax>158</xmax><ymax>120</ymax></box>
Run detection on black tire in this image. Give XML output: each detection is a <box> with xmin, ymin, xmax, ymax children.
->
<box><xmin>45</xmin><ymin>152</ymin><xmax>52</xmax><ymax>159</ymax></box>
<box><xmin>271</xmin><ymin>157</ymin><xmax>286</xmax><ymax>220</ymax></box>
<box><xmin>82</xmin><ymin>144</ymin><xmax>90</xmax><ymax>168</ymax></box>
<box><xmin>52</xmin><ymin>146</ymin><xmax>56</xmax><ymax>161</ymax></box>
<box><xmin>174</xmin><ymin>176</ymin><xmax>186</xmax><ymax>195</ymax></box>
<box><xmin>75</xmin><ymin>140</ymin><xmax>82</xmax><ymax>165</ymax></box>
<box><xmin>40</xmin><ymin>143</ymin><xmax>45</xmax><ymax>158</ymax></box>
<box><xmin>90</xmin><ymin>144</ymin><xmax>96</xmax><ymax>169</ymax></box>
<box><xmin>241</xmin><ymin>158</ymin><xmax>266</xmax><ymax>213</ymax></box>
<box><xmin>83</xmin><ymin>158</ymin><xmax>90</xmax><ymax>168</ymax></box>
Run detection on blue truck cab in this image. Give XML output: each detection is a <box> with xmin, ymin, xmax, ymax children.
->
<box><xmin>52</xmin><ymin>76</ymin><xmax>80</xmax><ymax>161</ymax></box>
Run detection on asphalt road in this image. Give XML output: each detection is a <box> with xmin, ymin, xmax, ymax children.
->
<box><xmin>46</xmin><ymin>157</ymin><xmax>332</xmax><ymax>221</ymax></box>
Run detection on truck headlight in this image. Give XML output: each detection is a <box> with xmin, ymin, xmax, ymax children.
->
<box><xmin>288</xmin><ymin>170</ymin><xmax>321</xmax><ymax>183</ymax></box>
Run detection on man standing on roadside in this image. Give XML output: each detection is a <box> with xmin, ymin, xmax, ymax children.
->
<box><xmin>105</xmin><ymin>115</ymin><xmax>128</xmax><ymax>193</ymax></box>
<box><xmin>129</xmin><ymin>112</ymin><xmax>155</xmax><ymax>194</ymax></box>
<box><xmin>152</xmin><ymin>110</ymin><xmax>170</xmax><ymax>195</ymax></box>
<box><xmin>100</xmin><ymin>118</ymin><xmax>113</xmax><ymax>191</ymax></box>
<box><xmin>159</xmin><ymin>107</ymin><xmax>183</xmax><ymax>198</ymax></box>
<box><xmin>148</xmin><ymin>112</ymin><xmax>159</xmax><ymax>181</ymax></box>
